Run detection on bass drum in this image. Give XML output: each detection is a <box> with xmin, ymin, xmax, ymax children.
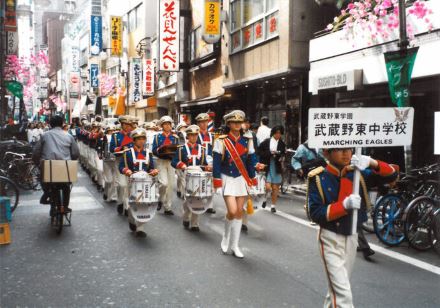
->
<box><xmin>248</xmin><ymin>172</ymin><xmax>267</xmax><ymax>212</ymax></box>
<box><xmin>185</xmin><ymin>169</ymin><xmax>213</xmax><ymax>215</ymax></box>
<box><xmin>128</xmin><ymin>171</ymin><xmax>159</xmax><ymax>223</ymax></box>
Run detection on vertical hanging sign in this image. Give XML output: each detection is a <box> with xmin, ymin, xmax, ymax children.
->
<box><xmin>4</xmin><ymin>0</ymin><xmax>17</xmax><ymax>32</ymax></box>
<box><xmin>90</xmin><ymin>63</ymin><xmax>100</xmax><ymax>88</ymax></box>
<box><xmin>143</xmin><ymin>59</ymin><xmax>155</xmax><ymax>96</ymax></box>
<box><xmin>131</xmin><ymin>58</ymin><xmax>142</xmax><ymax>103</ymax></box>
<box><xmin>90</xmin><ymin>15</ymin><xmax>102</xmax><ymax>55</ymax></box>
<box><xmin>110</xmin><ymin>16</ymin><xmax>123</xmax><ymax>57</ymax></box>
<box><xmin>159</xmin><ymin>0</ymin><xmax>180</xmax><ymax>72</ymax></box>
<box><xmin>202</xmin><ymin>0</ymin><xmax>221</xmax><ymax>44</ymax></box>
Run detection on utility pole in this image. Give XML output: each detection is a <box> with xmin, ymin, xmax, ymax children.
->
<box><xmin>0</xmin><ymin>5</ymin><xmax>7</xmax><ymax>138</ymax></box>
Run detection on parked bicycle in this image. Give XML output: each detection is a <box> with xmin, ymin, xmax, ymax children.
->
<box><xmin>280</xmin><ymin>148</ymin><xmax>296</xmax><ymax>194</ymax></box>
<box><xmin>0</xmin><ymin>175</ymin><xmax>19</xmax><ymax>213</ymax></box>
<box><xmin>373</xmin><ymin>163</ymin><xmax>440</xmax><ymax>249</ymax></box>
<box><xmin>0</xmin><ymin>152</ymin><xmax>40</xmax><ymax>191</ymax></box>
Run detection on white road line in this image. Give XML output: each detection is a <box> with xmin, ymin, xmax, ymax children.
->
<box><xmin>265</xmin><ymin>208</ymin><xmax>440</xmax><ymax>276</ymax></box>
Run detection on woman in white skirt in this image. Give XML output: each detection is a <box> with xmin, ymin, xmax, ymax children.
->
<box><xmin>213</xmin><ymin>110</ymin><xmax>264</xmax><ymax>258</ymax></box>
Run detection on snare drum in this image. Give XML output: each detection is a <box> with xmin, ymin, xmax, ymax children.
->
<box><xmin>129</xmin><ymin>171</ymin><xmax>159</xmax><ymax>204</ymax></box>
<box><xmin>185</xmin><ymin>170</ymin><xmax>213</xmax><ymax>214</ymax></box>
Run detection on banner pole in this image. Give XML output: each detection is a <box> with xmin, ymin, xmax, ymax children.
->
<box><xmin>351</xmin><ymin>147</ymin><xmax>362</xmax><ymax>235</ymax></box>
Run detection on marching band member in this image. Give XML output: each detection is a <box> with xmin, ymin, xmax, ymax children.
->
<box><xmin>196</xmin><ymin>112</ymin><xmax>215</xmax><ymax>214</ymax></box>
<box><xmin>92</xmin><ymin>122</ymin><xmax>105</xmax><ymax>192</ymax></box>
<box><xmin>110</xmin><ymin>115</ymin><xmax>135</xmax><ymax>215</ymax></box>
<box><xmin>144</xmin><ymin>122</ymin><xmax>157</xmax><ymax>151</ymax></box>
<box><xmin>152</xmin><ymin>115</ymin><xmax>179</xmax><ymax>215</ymax></box>
<box><xmin>119</xmin><ymin>128</ymin><xmax>158</xmax><ymax>237</ymax></box>
<box><xmin>213</xmin><ymin>110</ymin><xmax>264</xmax><ymax>258</ymax></box>
<box><xmin>172</xmin><ymin>125</ymin><xmax>212</xmax><ymax>231</ymax></box>
<box><xmin>175</xmin><ymin>122</ymin><xmax>188</xmax><ymax>199</ymax></box>
<box><xmin>307</xmin><ymin>148</ymin><xmax>397</xmax><ymax>307</ymax></box>
<box><xmin>101</xmin><ymin>124</ymin><xmax>118</xmax><ymax>202</ymax></box>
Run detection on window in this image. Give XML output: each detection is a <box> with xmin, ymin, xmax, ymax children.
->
<box><xmin>127</xmin><ymin>3</ymin><xmax>143</xmax><ymax>33</ymax></box>
<box><xmin>229</xmin><ymin>0</ymin><xmax>279</xmax><ymax>53</ymax></box>
<box><xmin>189</xmin><ymin>26</ymin><xmax>216</xmax><ymax>63</ymax></box>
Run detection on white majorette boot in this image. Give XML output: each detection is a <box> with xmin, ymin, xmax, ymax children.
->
<box><xmin>221</xmin><ymin>218</ymin><xmax>233</xmax><ymax>254</ymax></box>
<box><xmin>230</xmin><ymin>219</ymin><xmax>244</xmax><ymax>259</ymax></box>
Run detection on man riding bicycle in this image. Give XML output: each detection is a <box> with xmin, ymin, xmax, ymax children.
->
<box><xmin>33</xmin><ymin>116</ymin><xmax>79</xmax><ymax>216</ymax></box>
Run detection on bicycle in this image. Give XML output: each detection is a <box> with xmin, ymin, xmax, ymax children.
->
<box><xmin>373</xmin><ymin>163</ymin><xmax>440</xmax><ymax>247</ymax></box>
<box><xmin>0</xmin><ymin>175</ymin><xmax>19</xmax><ymax>212</ymax></box>
<box><xmin>48</xmin><ymin>183</ymin><xmax>72</xmax><ymax>234</ymax></box>
<box><xmin>403</xmin><ymin>181</ymin><xmax>439</xmax><ymax>251</ymax></box>
<box><xmin>2</xmin><ymin>152</ymin><xmax>40</xmax><ymax>190</ymax></box>
<box><xmin>430</xmin><ymin>208</ymin><xmax>440</xmax><ymax>256</ymax></box>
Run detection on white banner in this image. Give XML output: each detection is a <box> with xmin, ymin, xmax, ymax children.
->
<box><xmin>143</xmin><ymin>59</ymin><xmax>155</xmax><ymax>96</ymax></box>
<box><xmin>308</xmin><ymin>108</ymin><xmax>414</xmax><ymax>148</ymax></box>
<box><xmin>159</xmin><ymin>0</ymin><xmax>180</xmax><ymax>71</ymax></box>
<box><xmin>131</xmin><ymin>58</ymin><xmax>142</xmax><ymax>103</ymax></box>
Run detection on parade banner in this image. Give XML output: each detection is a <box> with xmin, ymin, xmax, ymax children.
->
<box><xmin>6</xmin><ymin>32</ymin><xmax>18</xmax><ymax>55</ymax></box>
<box><xmin>4</xmin><ymin>0</ymin><xmax>17</xmax><ymax>32</ymax></box>
<box><xmin>308</xmin><ymin>108</ymin><xmax>414</xmax><ymax>149</ymax></box>
<box><xmin>90</xmin><ymin>15</ymin><xmax>103</xmax><ymax>55</ymax></box>
<box><xmin>159</xmin><ymin>0</ymin><xmax>180</xmax><ymax>71</ymax></box>
<box><xmin>384</xmin><ymin>47</ymin><xmax>419</xmax><ymax>108</ymax></box>
<box><xmin>110</xmin><ymin>16</ymin><xmax>122</xmax><ymax>57</ymax></box>
<box><xmin>203</xmin><ymin>0</ymin><xmax>221</xmax><ymax>44</ymax></box>
<box><xmin>309</xmin><ymin>107</ymin><xmax>414</xmax><ymax>235</ymax></box>
<box><xmin>143</xmin><ymin>59</ymin><xmax>155</xmax><ymax>96</ymax></box>
<box><xmin>90</xmin><ymin>63</ymin><xmax>100</xmax><ymax>88</ymax></box>
<box><xmin>131</xmin><ymin>58</ymin><xmax>142</xmax><ymax>103</ymax></box>
<box><xmin>69</xmin><ymin>72</ymin><xmax>81</xmax><ymax>98</ymax></box>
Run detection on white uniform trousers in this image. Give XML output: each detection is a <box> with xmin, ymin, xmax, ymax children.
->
<box><xmin>116</xmin><ymin>169</ymin><xmax>129</xmax><ymax>210</ymax></box>
<box><xmin>318</xmin><ymin>228</ymin><xmax>357</xmax><ymax>308</ymax></box>
<box><xmin>156</xmin><ymin>158</ymin><xmax>175</xmax><ymax>211</ymax></box>
<box><xmin>181</xmin><ymin>175</ymin><xmax>199</xmax><ymax>227</ymax></box>
<box><xmin>176</xmin><ymin>169</ymin><xmax>185</xmax><ymax>196</ymax></box>
<box><xmin>96</xmin><ymin>156</ymin><xmax>104</xmax><ymax>187</ymax></box>
<box><xmin>103</xmin><ymin>160</ymin><xmax>118</xmax><ymax>201</ymax></box>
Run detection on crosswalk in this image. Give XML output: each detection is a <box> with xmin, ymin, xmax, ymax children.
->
<box><xmin>15</xmin><ymin>185</ymin><xmax>103</xmax><ymax>215</ymax></box>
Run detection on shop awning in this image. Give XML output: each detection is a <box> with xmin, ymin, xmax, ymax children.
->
<box><xmin>180</xmin><ymin>95</ymin><xmax>220</xmax><ymax>108</ymax></box>
<box><xmin>135</xmin><ymin>97</ymin><xmax>157</xmax><ymax>109</ymax></box>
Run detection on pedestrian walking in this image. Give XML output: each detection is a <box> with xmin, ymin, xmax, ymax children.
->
<box><xmin>257</xmin><ymin>125</ymin><xmax>286</xmax><ymax>213</ymax></box>
<box><xmin>291</xmin><ymin>137</ymin><xmax>326</xmax><ymax>180</ymax></box>
<box><xmin>256</xmin><ymin>116</ymin><xmax>271</xmax><ymax>145</ymax></box>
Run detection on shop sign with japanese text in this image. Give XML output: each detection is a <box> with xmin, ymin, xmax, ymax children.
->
<box><xmin>71</xmin><ymin>46</ymin><xmax>80</xmax><ymax>72</ymax></box>
<box><xmin>90</xmin><ymin>15</ymin><xmax>102</xmax><ymax>55</ymax></box>
<box><xmin>159</xmin><ymin>0</ymin><xmax>180</xmax><ymax>71</ymax></box>
<box><xmin>110</xmin><ymin>16</ymin><xmax>122</xmax><ymax>57</ymax></box>
<box><xmin>203</xmin><ymin>0</ymin><xmax>220</xmax><ymax>44</ymax></box>
<box><xmin>90</xmin><ymin>63</ymin><xmax>100</xmax><ymax>88</ymax></box>
<box><xmin>143</xmin><ymin>59</ymin><xmax>155</xmax><ymax>96</ymax></box>
<box><xmin>131</xmin><ymin>58</ymin><xmax>142</xmax><ymax>103</ymax></box>
<box><xmin>5</xmin><ymin>0</ymin><xmax>17</xmax><ymax>32</ymax></box>
<box><xmin>7</xmin><ymin>32</ymin><xmax>18</xmax><ymax>55</ymax></box>
<box><xmin>308</xmin><ymin>108</ymin><xmax>414</xmax><ymax>148</ymax></box>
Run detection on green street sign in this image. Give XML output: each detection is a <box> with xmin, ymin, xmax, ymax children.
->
<box><xmin>5</xmin><ymin>80</ymin><xmax>24</xmax><ymax>99</ymax></box>
<box><xmin>384</xmin><ymin>47</ymin><xmax>418</xmax><ymax>108</ymax></box>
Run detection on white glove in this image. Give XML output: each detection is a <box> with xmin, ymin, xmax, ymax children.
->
<box><xmin>351</xmin><ymin>154</ymin><xmax>371</xmax><ymax>171</ymax></box>
<box><xmin>343</xmin><ymin>194</ymin><xmax>362</xmax><ymax>210</ymax></box>
<box><xmin>215</xmin><ymin>188</ymin><xmax>222</xmax><ymax>195</ymax></box>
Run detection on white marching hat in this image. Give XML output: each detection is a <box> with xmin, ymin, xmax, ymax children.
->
<box><xmin>223</xmin><ymin>110</ymin><xmax>245</xmax><ymax>123</ymax></box>
<box><xmin>159</xmin><ymin>115</ymin><xmax>174</xmax><ymax>126</ymax></box>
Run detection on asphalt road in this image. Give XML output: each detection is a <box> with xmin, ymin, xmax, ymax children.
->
<box><xmin>1</xmin><ymin>170</ymin><xmax>439</xmax><ymax>308</ymax></box>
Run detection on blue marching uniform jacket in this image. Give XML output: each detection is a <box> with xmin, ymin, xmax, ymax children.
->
<box><xmin>307</xmin><ymin>161</ymin><xmax>398</xmax><ymax>235</ymax></box>
<box><xmin>110</xmin><ymin>130</ymin><xmax>133</xmax><ymax>154</ymax></box>
<box><xmin>171</xmin><ymin>143</ymin><xmax>211</xmax><ymax>170</ymax></box>
<box><xmin>212</xmin><ymin>133</ymin><xmax>258</xmax><ymax>188</ymax></box>
<box><xmin>197</xmin><ymin>131</ymin><xmax>214</xmax><ymax>154</ymax></box>
<box><xmin>152</xmin><ymin>132</ymin><xmax>179</xmax><ymax>159</ymax></box>
<box><xmin>119</xmin><ymin>147</ymin><xmax>155</xmax><ymax>175</ymax></box>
